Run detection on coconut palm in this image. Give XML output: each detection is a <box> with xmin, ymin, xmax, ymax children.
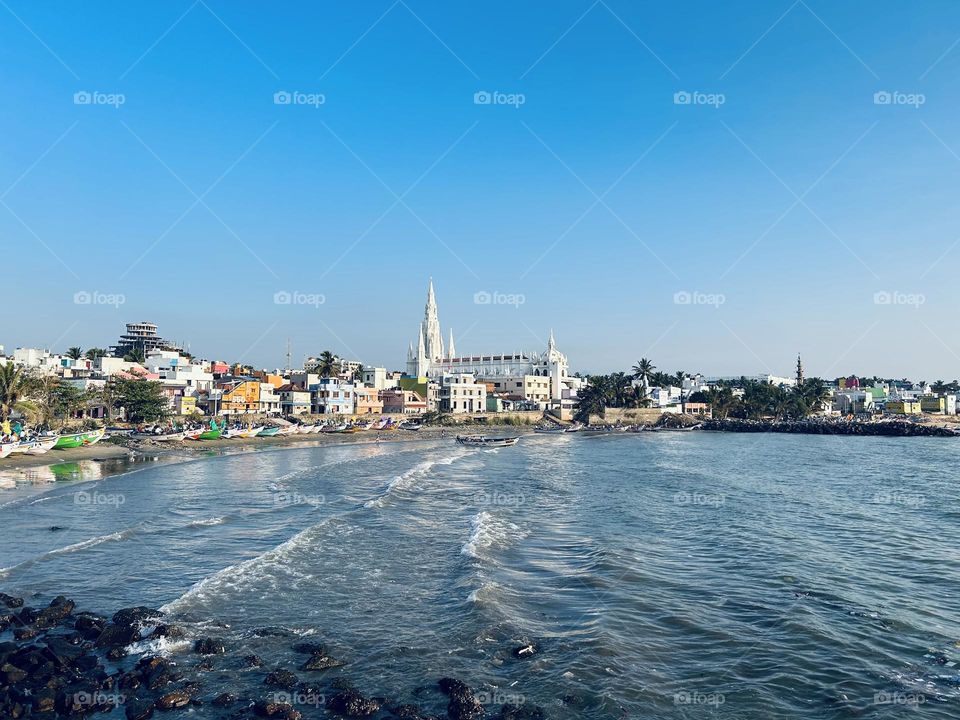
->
<box><xmin>631</xmin><ymin>358</ymin><xmax>655</xmax><ymax>386</ymax></box>
<box><xmin>574</xmin><ymin>376</ymin><xmax>612</xmax><ymax>424</ymax></box>
<box><xmin>65</xmin><ymin>347</ymin><xmax>83</xmax><ymax>360</ymax></box>
<box><xmin>316</xmin><ymin>351</ymin><xmax>338</xmax><ymax>378</ymax></box>
<box><xmin>123</xmin><ymin>346</ymin><xmax>146</xmax><ymax>363</ymax></box>
<box><xmin>0</xmin><ymin>362</ymin><xmax>32</xmax><ymax>421</ymax></box>
<box><xmin>85</xmin><ymin>348</ymin><xmax>108</xmax><ymax>361</ymax></box>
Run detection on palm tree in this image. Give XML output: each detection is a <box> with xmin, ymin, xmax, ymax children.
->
<box><xmin>574</xmin><ymin>375</ymin><xmax>612</xmax><ymax>424</ymax></box>
<box><xmin>123</xmin><ymin>346</ymin><xmax>146</xmax><ymax>363</ymax></box>
<box><xmin>625</xmin><ymin>384</ymin><xmax>649</xmax><ymax>409</ymax></box>
<box><xmin>631</xmin><ymin>358</ymin><xmax>655</xmax><ymax>387</ymax></box>
<box><xmin>704</xmin><ymin>386</ymin><xmax>737</xmax><ymax>419</ymax></box>
<box><xmin>674</xmin><ymin>370</ymin><xmax>687</xmax><ymax>413</ymax></box>
<box><xmin>316</xmin><ymin>351</ymin><xmax>338</xmax><ymax>378</ymax></box>
<box><xmin>0</xmin><ymin>362</ymin><xmax>31</xmax><ymax>421</ymax></box>
<box><xmin>65</xmin><ymin>347</ymin><xmax>83</xmax><ymax>360</ymax></box>
<box><xmin>796</xmin><ymin>378</ymin><xmax>831</xmax><ymax>415</ymax></box>
<box><xmin>85</xmin><ymin>348</ymin><xmax>108</xmax><ymax>361</ymax></box>
<box><xmin>352</xmin><ymin>364</ymin><xmax>365</xmax><ymax>384</ymax></box>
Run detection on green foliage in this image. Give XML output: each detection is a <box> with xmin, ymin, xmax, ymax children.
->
<box><xmin>65</xmin><ymin>347</ymin><xmax>84</xmax><ymax>360</ymax></box>
<box><xmin>0</xmin><ymin>362</ymin><xmax>29</xmax><ymax>420</ymax></box>
<box><xmin>108</xmin><ymin>377</ymin><xmax>170</xmax><ymax>423</ymax></box>
<box><xmin>316</xmin><ymin>350</ymin><xmax>338</xmax><ymax>378</ymax></box>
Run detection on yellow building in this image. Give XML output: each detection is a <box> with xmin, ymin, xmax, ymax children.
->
<box><xmin>219</xmin><ymin>380</ymin><xmax>261</xmax><ymax>414</ymax></box>
<box><xmin>920</xmin><ymin>396</ymin><xmax>946</xmax><ymax>414</ymax></box>
<box><xmin>354</xmin><ymin>386</ymin><xmax>384</xmax><ymax>415</ymax></box>
<box><xmin>886</xmin><ymin>400</ymin><xmax>922</xmax><ymax>415</ymax></box>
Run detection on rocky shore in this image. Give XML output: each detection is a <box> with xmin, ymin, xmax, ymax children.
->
<box><xmin>699</xmin><ymin>418</ymin><xmax>958</xmax><ymax>437</ymax></box>
<box><xmin>0</xmin><ymin>591</ymin><xmax>546</xmax><ymax>719</ymax></box>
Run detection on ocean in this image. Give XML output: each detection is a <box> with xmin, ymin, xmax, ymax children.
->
<box><xmin>1</xmin><ymin>432</ymin><xmax>958</xmax><ymax>718</ymax></box>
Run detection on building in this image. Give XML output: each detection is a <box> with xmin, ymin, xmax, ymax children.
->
<box><xmin>403</xmin><ymin>280</ymin><xmax>574</xmax><ymax>406</ymax></box>
<box><xmin>278</xmin><ymin>384</ymin><xmax>311</xmax><ymax>415</ymax></box>
<box><xmin>310</xmin><ymin>377</ymin><xmax>355</xmax><ymax>415</ymax></box>
<box><xmin>111</xmin><ymin>321</ymin><xmax>179</xmax><ymax>358</ymax></box>
<box><xmin>380</xmin><ymin>389</ymin><xmax>427</xmax><ymax>415</ymax></box>
<box><xmin>886</xmin><ymin>400</ymin><xmax>922</xmax><ymax>415</ymax></box>
<box><xmin>258</xmin><ymin>383</ymin><xmax>281</xmax><ymax>415</ymax></box>
<box><xmin>354</xmin><ymin>386</ymin><xmax>384</xmax><ymax>415</ymax></box>
<box><xmin>438</xmin><ymin>373</ymin><xmax>486</xmax><ymax>414</ymax></box>
<box><xmin>361</xmin><ymin>367</ymin><xmax>400</xmax><ymax>391</ymax></box>
<box><xmin>218</xmin><ymin>379</ymin><xmax>261</xmax><ymax>414</ymax></box>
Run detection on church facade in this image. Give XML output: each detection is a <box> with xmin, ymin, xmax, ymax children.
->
<box><xmin>405</xmin><ymin>280</ymin><xmax>571</xmax><ymax>402</ymax></box>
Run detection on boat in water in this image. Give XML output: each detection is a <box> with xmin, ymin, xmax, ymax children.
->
<box><xmin>54</xmin><ymin>429</ymin><xmax>105</xmax><ymax>449</ymax></box>
<box><xmin>455</xmin><ymin>435</ymin><xmax>520</xmax><ymax>447</ymax></box>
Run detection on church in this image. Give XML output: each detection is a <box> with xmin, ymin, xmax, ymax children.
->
<box><xmin>404</xmin><ymin>280</ymin><xmax>572</xmax><ymax>403</ymax></box>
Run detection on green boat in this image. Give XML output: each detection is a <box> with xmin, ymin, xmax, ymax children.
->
<box><xmin>257</xmin><ymin>426</ymin><xmax>280</xmax><ymax>437</ymax></box>
<box><xmin>196</xmin><ymin>419</ymin><xmax>223</xmax><ymax>440</ymax></box>
<box><xmin>54</xmin><ymin>429</ymin><xmax>105</xmax><ymax>449</ymax></box>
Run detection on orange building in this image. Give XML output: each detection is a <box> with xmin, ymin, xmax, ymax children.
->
<box><xmin>354</xmin><ymin>386</ymin><xmax>384</xmax><ymax>415</ymax></box>
<box><xmin>219</xmin><ymin>379</ymin><xmax>261</xmax><ymax>414</ymax></box>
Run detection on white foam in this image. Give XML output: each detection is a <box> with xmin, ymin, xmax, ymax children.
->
<box><xmin>187</xmin><ymin>516</ymin><xmax>227</xmax><ymax>527</ymax></box>
<box><xmin>365</xmin><ymin>450</ymin><xmax>476</xmax><ymax>508</ymax></box>
<box><xmin>461</xmin><ymin>511</ymin><xmax>526</xmax><ymax>559</ymax></box>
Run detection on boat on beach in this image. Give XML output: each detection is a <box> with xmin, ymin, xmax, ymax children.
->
<box><xmin>257</xmin><ymin>426</ymin><xmax>280</xmax><ymax>437</ymax></box>
<box><xmin>54</xmin><ymin>429</ymin><xmax>105</xmax><ymax>449</ymax></box>
<box><xmin>0</xmin><ymin>442</ymin><xmax>14</xmax><ymax>459</ymax></box>
<box><xmin>455</xmin><ymin>435</ymin><xmax>520</xmax><ymax>447</ymax></box>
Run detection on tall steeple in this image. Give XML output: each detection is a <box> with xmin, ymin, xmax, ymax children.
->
<box><xmin>548</xmin><ymin>329</ymin><xmax>556</xmax><ymax>352</ymax></box>
<box><xmin>448</xmin><ymin>328</ymin><xmax>456</xmax><ymax>360</ymax></box>
<box><xmin>422</xmin><ymin>278</ymin><xmax>444</xmax><ymax>361</ymax></box>
<box><xmin>796</xmin><ymin>354</ymin><xmax>804</xmax><ymax>386</ymax></box>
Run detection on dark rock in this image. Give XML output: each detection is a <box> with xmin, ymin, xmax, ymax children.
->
<box><xmin>438</xmin><ymin>678</ymin><xmax>484</xmax><ymax>720</ymax></box>
<box><xmin>96</xmin><ymin>623</ymin><xmax>141</xmax><ymax>648</ymax></box>
<box><xmin>31</xmin><ymin>689</ymin><xmax>57</xmax><ymax>713</ymax></box>
<box><xmin>512</xmin><ymin>644</ymin><xmax>536</xmax><ymax>659</ymax></box>
<box><xmin>2</xmin><ymin>662</ymin><xmax>28</xmax><ymax>684</ymax></box>
<box><xmin>156</xmin><ymin>690</ymin><xmax>191</xmax><ymax>710</ymax></box>
<box><xmin>0</xmin><ymin>592</ymin><xmax>23</xmax><ymax>608</ymax></box>
<box><xmin>118</xmin><ymin>672</ymin><xmax>142</xmax><ymax>691</ymax></box>
<box><xmin>326</xmin><ymin>688</ymin><xmax>381</xmax><ymax>717</ymax></box>
<box><xmin>112</xmin><ymin>607</ymin><xmax>163</xmax><ymax>627</ymax></box>
<box><xmin>500</xmin><ymin>703</ymin><xmax>544</xmax><ymax>719</ymax></box>
<box><xmin>107</xmin><ymin>646</ymin><xmax>129</xmax><ymax>660</ymax></box>
<box><xmin>254</xmin><ymin>699</ymin><xmax>302</xmax><ymax>719</ymax></box>
<box><xmin>291</xmin><ymin>642</ymin><xmax>326</xmax><ymax>655</ymax></box>
<box><xmin>75</xmin><ymin>613</ymin><xmax>107</xmax><ymax>640</ymax></box>
<box><xmin>17</xmin><ymin>607</ymin><xmax>40</xmax><ymax>625</ymax></box>
<box><xmin>13</xmin><ymin>628</ymin><xmax>37</xmax><ymax>641</ymax></box>
<box><xmin>390</xmin><ymin>704</ymin><xmax>438</xmax><ymax>719</ymax></box>
<box><xmin>0</xmin><ymin>614</ymin><xmax>13</xmax><ymax>631</ymax></box>
<box><xmin>195</xmin><ymin>658</ymin><xmax>214</xmax><ymax>671</ymax></box>
<box><xmin>243</xmin><ymin>654</ymin><xmax>265</xmax><ymax>667</ymax></box>
<box><xmin>193</xmin><ymin>637</ymin><xmax>225</xmax><ymax>655</ymax></box>
<box><xmin>136</xmin><ymin>655</ymin><xmax>172</xmax><ymax>674</ymax></box>
<box><xmin>72</xmin><ymin>654</ymin><xmax>100</xmax><ymax>671</ymax></box>
<box><xmin>264</xmin><ymin>669</ymin><xmax>299</xmax><ymax>689</ymax></box>
<box><xmin>211</xmin><ymin>692</ymin><xmax>237</xmax><ymax>707</ymax></box>
<box><xmin>150</xmin><ymin>624</ymin><xmax>184</xmax><ymax>639</ymax></box>
<box><xmin>125</xmin><ymin>698</ymin><xmax>155</xmax><ymax>720</ymax></box>
<box><xmin>301</xmin><ymin>652</ymin><xmax>344</xmax><ymax>671</ymax></box>
<box><xmin>44</xmin><ymin>635</ymin><xmax>86</xmax><ymax>663</ymax></box>
<box><xmin>49</xmin><ymin>526</ymin><xmax>65</xmax><ymax>531</ymax></box>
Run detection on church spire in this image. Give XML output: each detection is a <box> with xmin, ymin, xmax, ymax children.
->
<box><xmin>448</xmin><ymin>328</ymin><xmax>456</xmax><ymax>360</ymax></box>
<box><xmin>422</xmin><ymin>278</ymin><xmax>444</xmax><ymax>361</ymax></box>
<box><xmin>548</xmin><ymin>328</ymin><xmax>556</xmax><ymax>352</ymax></box>
<box><xmin>796</xmin><ymin>354</ymin><xmax>804</xmax><ymax>386</ymax></box>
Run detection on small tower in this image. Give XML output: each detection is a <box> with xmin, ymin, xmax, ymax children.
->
<box><xmin>448</xmin><ymin>328</ymin><xmax>456</xmax><ymax>360</ymax></box>
<box><xmin>796</xmin><ymin>354</ymin><xmax>804</xmax><ymax>387</ymax></box>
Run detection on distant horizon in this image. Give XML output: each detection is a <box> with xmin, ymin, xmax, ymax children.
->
<box><xmin>5</xmin><ymin>3</ymin><xmax>960</xmax><ymax>377</ymax></box>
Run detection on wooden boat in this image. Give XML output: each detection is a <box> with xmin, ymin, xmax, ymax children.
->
<box><xmin>0</xmin><ymin>442</ymin><xmax>16</xmax><ymax>459</ymax></box>
<box><xmin>278</xmin><ymin>425</ymin><xmax>298</xmax><ymax>436</ymax></box>
<box><xmin>10</xmin><ymin>440</ymin><xmax>35</xmax><ymax>454</ymax></box>
<box><xmin>533</xmin><ymin>426</ymin><xmax>564</xmax><ymax>434</ymax></box>
<box><xmin>257</xmin><ymin>426</ymin><xmax>280</xmax><ymax>437</ymax></box>
<box><xmin>237</xmin><ymin>427</ymin><xmax>262</xmax><ymax>438</ymax></box>
<box><xmin>26</xmin><ymin>436</ymin><xmax>60</xmax><ymax>454</ymax></box>
<box><xmin>54</xmin><ymin>429</ymin><xmax>105</xmax><ymax>449</ymax></box>
<box><xmin>455</xmin><ymin>435</ymin><xmax>520</xmax><ymax>447</ymax></box>
<box><xmin>197</xmin><ymin>427</ymin><xmax>222</xmax><ymax>440</ymax></box>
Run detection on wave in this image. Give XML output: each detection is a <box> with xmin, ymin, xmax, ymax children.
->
<box><xmin>186</xmin><ymin>516</ymin><xmax>227</xmax><ymax>528</ymax></box>
<box><xmin>461</xmin><ymin>511</ymin><xmax>526</xmax><ymax>560</ymax></box>
<box><xmin>0</xmin><ymin>529</ymin><xmax>133</xmax><ymax>577</ymax></box>
<box><xmin>160</xmin><ymin>518</ymin><xmax>334</xmax><ymax>614</ymax></box>
<box><xmin>365</xmin><ymin>450</ymin><xmax>477</xmax><ymax>509</ymax></box>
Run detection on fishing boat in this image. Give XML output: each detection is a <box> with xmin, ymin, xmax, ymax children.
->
<box><xmin>0</xmin><ymin>442</ymin><xmax>15</xmax><ymax>459</ymax></box>
<box><xmin>398</xmin><ymin>421</ymin><xmax>422</xmax><ymax>431</ymax></box>
<box><xmin>533</xmin><ymin>425</ymin><xmax>565</xmax><ymax>434</ymax></box>
<box><xmin>278</xmin><ymin>425</ymin><xmax>299</xmax><ymax>436</ymax></box>
<box><xmin>197</xmin><ymin>427</ymin><xmax>222</xmax><ymax>440</ymax></box>
<box><xmin>54</xmin><ymin>429</ymin><xmax>105</xmax><ymax>449</ymax></box>
<box><xmin>455</xmin><ymin>435</ymin><xmax>520</xmax><ymax>447</ymax></box>
<box><xmin>25</xmin><ymin>436</ymin><xmax>60</xmax><ymax>454</ymax></box>
<box><xmin>257</xmin><ymin>426</ymin><xmax>280</xmax><ymax>437</ymax></box>
<box><xmin>308</xmin><ymin>424</ymin><xmax>324</xmax><ymax>434</ymax></box>
<box><xmin>237</xmin><ymin>426</ymin><xmax>262</xmax><ymax>438</ymax></box>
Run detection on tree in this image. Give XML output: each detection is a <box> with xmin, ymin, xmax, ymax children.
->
<box><xmin>352</xmin><ymin>364</ymin><xmax>365</xmax><ymax>383</ymax></box>
<box><xmin>85</xmin><ymin>348</ymin><xmax>108</xmax><ymax>361</ymax></box>
<box><xmin>631</xmin><ymin>358</ymin><xmax>655</xmax><ymax>386</ymax></box>
<box><xmin>625</xmin><ymin>384</ymin><xmax>649</xmax><ymax>408</ymax></box>
<box><xmin>49</xmin><ymin>382</ymin><xmax>87</xmax><ymax>425</ymax></box>
<box><xmin>108</xmin><ymin>377</ymin><xmax>169</xmax><ymax>422</ymax></box>
<box><xmin>574</xmin><ymin>375</ymin><xmax>613</xmax><ymax>424</ymax></box>
<box><xmin>316</xmin><ymin>351</ymin><xmax>338</xmax><ymax>378</ymax></box>
<box><xmin>123</xmin><ymin>346</ymin><xmax>146</xmax><ymax>363</ymax></box>
<box><xmin>704</xmin><ymin>386</ymin><xmax>738</xmax><ymax>419</ymax></box>
<box><xmin>674</xmin><ymin>370</ymin><xmax>687</xmax><ymax>414</ymax></box>
<box><xmin>795</xmin><ymin>378</ymin><xmax>831</xmax><ymax>415</ymax></box>
<box><xmin>65</xmin><ymin>347</ymin><xmax>84</xmax><ymax>360</ymax></box>
<box><xmin>0</xmin><ymin>362</ymin><xmax>31</xmax><ymax>421</ymax></box>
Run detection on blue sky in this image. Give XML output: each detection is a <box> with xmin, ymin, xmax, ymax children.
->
<box><xmin>3</xmin><ymin>1</ymin><xmax>960</xmax><ymax>379</ymax></box>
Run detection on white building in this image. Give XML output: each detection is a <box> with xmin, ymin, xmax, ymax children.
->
<box><xmin>404</xmin><ymin>280</ymin><xmax>573</xmax><ymax>405</ymax></box>
<box><xmin>438</xmin><ymin>373</ymin><xmax>486</xmax><ymax>414</ymax></box>
<box><xmin>310</xmin><ymin>377</ymin><xmax>355</xmax><ymax>415</ymax></box>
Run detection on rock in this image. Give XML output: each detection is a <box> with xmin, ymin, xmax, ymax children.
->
<box><xmin>1</xmin><ymin>662</ymin><xmax>28</xmax><ymax>684</ymax></box>
<box><xmin>49</xmin><ymin>526</ymin><xmax>65</xmax><ymax>531</ymax></box>
<box><xmin>390</xmin><ymin>704</ymin><xmax>437</xmax><ymax>719</ymax></box>
<box><xmin>0</xmin><ymin>592</ymin><xmax>23</xmax><ymax>608</ymax></box>
<box><xmin>243</xmin><ymin>654</ymin><xmax>265</xmax><ymax>667</ymax></box>
<box><xmin>13</xmin><ymin>628</ymin><xmax>37</xmax><ymax>641</ymax></box>
<box><xmin>326</xmin><ymin>688</ymin><xmax>381</xmax><ymax>717</ymax></box>
<box><xmin>107</xmin><ymin>646</ymin><xmax>129</xmax><ymax>660</ymax></box>
<box><xmin>300</xmin><ymin>652</ymin><xmax>345</xmax><ymax>671</ymax></box>
<box><xmin>512</xmin><ymin>644</ymin><xmax>536</xmax><ymax>659</ymax></box>
<box><xmin>264</xmin><ymin>669</ymin><xmax>299</xmax><ymax>689</ymax></box>
<box><xmin>156</xmin><ymin>690</ymin><xmax>191</xmax><ymax>710</ymax></box>
<box><xmin>500</xmin><ymin>703</ymin><xmax>544</xmax><ymax>719</ymax></box>
<box><xmin>0</xmin><ymin>614</ymin><xmax>12</xmax><ymax>632</ymax></box>
<box><xmin>17</xmin><ymin>607</ymin><xmax>40</xmax><ymax>625</ymax></box>
<box><xmin>438</xmin><ymin>678</ymin><xmax>484</xmax><ymax>720</ymax></box>
<box><xmin>125</xmin><ymin>698</ymin><xmax>155</xmax><ymax>720</ymax></box>
<box><xmin>31</xmin><ymin>689</ymin><xmax>56</xmax><ymax>713</ymax></box>
<box><xmin>96</xmin><ymin>623</ymin><xmax>141</xmax><ymax>648</ymax></box>
<box><xmin>211</xmin><ymin>692</ymin><xmax>237</xmax><ymax>707</ymax></box>
<box><xmin>112</xmin><ymin>607</ymin><xmax>163</xmax><ymax>627</ymax></box>
<box><xmin>151</xmin><ymin>624</ymin><xmax>184</xmax><ymax>639</ymax></box>
<box><xmin>195</xmin><ymin>658</ymin><xmax>214</xmax><ymax>671</ymax></box>
<box><xmin>75</xmin><ymin>613</ymin><xmax>107</xmax><ymax>640</ymax></box>
<box><xmin>193</xmin><ymin>637</ymin><xmax>225</xmax><ymax>655</ymax></box>
<box><xmin>253</xmin><ymin>699</ymin><xmax>301</xmax><ymax>719</ymax></box>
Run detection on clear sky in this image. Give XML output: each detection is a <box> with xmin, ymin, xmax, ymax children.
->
<box><xmin>3</xmin><ymin>1</ymin><xmax>960</xmax><ymax>379</ymax></box>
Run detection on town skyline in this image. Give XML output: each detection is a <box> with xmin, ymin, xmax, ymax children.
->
<box><xmin>5</xmin><ymin>3</ymin><xmax>960</xmax><ymax>375</ymax></box>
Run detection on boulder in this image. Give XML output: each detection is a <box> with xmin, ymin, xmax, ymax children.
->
<box><xmin>264</xmin><ymin>669</ymin><xmax>299</xmax><ymax>689</ymax></box>
<box><xmin>156</xmin><ymin>690</ymin><xmax>191</xmax><ymax>710</ymax></box>
<box><xmin>253</xmin><ymin>699</ymin><xmax>302</xmax><ymax>719</ymax></box>
<box><xmin>0</xmin><ymin>592</ymin><xmax>23</xmax><ymax>608</ymax></box>
<box><xmin>112</xmin><ymin>607</ymin><xmax>163</xmax><ymax>627</ymax></box>
<box><xmin>438</xmin><ymin>678</ymin><xmax>484</xmax><ymax>720</ymax></box>
<box><xmin>125</xmin><ymin>698</ymin><xmax>155</xmax><ymax>720</ymax></box>
<box><xmin>211</xmin><ymin>692</ymin><xmax>237</xmax><ymax>707</ymax></box>
<box><xmin>326</xmin><ymin>688</ymin><xmax>381</xmax><ymax>717</ymax></box>
<box><xmin>300</xmin><ymin>652</ymin><xmax>344</xmax><ymax>671</ymax></box>
<box><xmin>193</xmin><ymin>637</ymin><xmax>225</xmax><ymax>655</ymax></box>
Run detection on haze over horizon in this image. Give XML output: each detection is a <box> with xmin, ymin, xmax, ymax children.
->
<box><xmin>4</xmin><ymin>2</ymin><xmax>960</xmax><ymax>379</ymax></box>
